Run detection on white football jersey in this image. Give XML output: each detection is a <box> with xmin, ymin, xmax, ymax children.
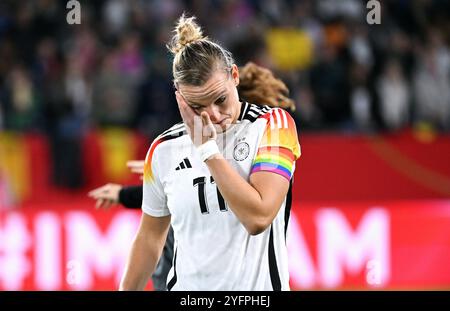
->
<box><xmin>142</xmin><ymin>102</ymin><xmax>301</xmax><ymax>291</ymax></box>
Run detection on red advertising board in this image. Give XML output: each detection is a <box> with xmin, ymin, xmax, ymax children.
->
<box><xmin>288</xmin><ymin>200</ymin><xmax>450</xmax><ymax>289</ymax></box>
<box><xmin>1</xmin><ymin>200</ymin><xmax>449</xmax><ymax>290</ymax></box>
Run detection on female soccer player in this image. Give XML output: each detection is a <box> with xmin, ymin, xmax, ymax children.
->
<box><xmin>120</xmin><ymin>14</ymin><xmax>300</xmax><ymax>291</ymax></box>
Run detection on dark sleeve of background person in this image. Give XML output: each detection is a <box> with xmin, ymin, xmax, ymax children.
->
<box><xmin>118</xmin><ymin>186</ymin><xmax>143</xmax><ymax>209</ymax></box>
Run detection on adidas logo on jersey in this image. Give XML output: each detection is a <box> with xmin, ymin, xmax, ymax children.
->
<box><xmin>175</xmin><ymin>158</ymin><xmax>192</xmax><ymax>170</ymax></box>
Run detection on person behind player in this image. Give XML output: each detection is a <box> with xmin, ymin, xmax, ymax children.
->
<box><xmin>120</xmin><ymin>14</ymin><xmax>300</xmax><ymax>290</ymax></box>
<box><xmin>88</xmin><ymin>161</ymin><xmax>145</xmax><ymax>210</ymax></box>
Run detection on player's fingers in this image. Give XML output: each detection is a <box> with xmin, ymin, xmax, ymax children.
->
<box><xmin>176</xmin><ymin>91</ymin><xmax>197</xmax><ymax>121</ymax></box>
<box><xmin>103</xmin><ymin>200</ymin><xmax>113</xmax><ymax>209</ymax></box>
<box><xmin>88</xmin><ymin>188</ymin><xmax>101</xmax><ymax>197</ymax></box>
<box><xmin>127</xmin><ymin>160</ymin><xmax>144</xmax><ymax>169</ymax></box>
<box><xmin>201</xmin><ymin>112</ymin><xmax>210</xmax><ymax>125</ymax></box>
<box><xmin>88</xmin><ymin>185</ymin><xmax>109</xmax><ymax>197</ymax></box>
<box><xmin>203</xmin><ymin>112</ymin><xmax>216</xmax><ymax>133</ymax></box>
<box><xmin>192</xmin><ymin>114</ymin><xmax>204</xmax><ymax>146</ymax></box>
<box><xmin>90</xmin><ymin>193</ymin><xmax>101</xmax><ymax>200</ymax></box>
<box><xmin>131</xmin><ymin>167</ymin><xmax>144</xmax><ymax>174</ymax></box>
<box><xmin>89</xmin><ymin>190</ymin><xmax>103</xmax><ymax>199</ymax></box>
<box><xmin>201</xmin><ymin>112</ymin><xmax>217</xmax><ymax>140</ymax></box>
<box><xmin>95</xmin><ymin>199</ymin><xmax>104</xmax><ymax>209</ymax></box>
<box><xmin>97</xmin><ymin>199</ymin><xmax>114</xmax><ymax>210</ymax></box>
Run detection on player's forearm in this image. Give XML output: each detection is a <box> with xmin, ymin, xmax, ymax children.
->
<box><xmin>205</xmin><ymin>155</ymin><xmax>273</xmax><ymax>235</ymax></box>
<box><xmin>119</xmin><ymin>234</ymin><xmax>160</xmax><ymax>290</ymax></box>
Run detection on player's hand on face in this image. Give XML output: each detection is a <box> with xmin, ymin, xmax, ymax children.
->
<box><xmin>87</xmin><ymin>183</ymin><xmax>122</xmax><ymax>209</ymax></box>
<box><xmin>175</xmin><ymin>91</ymin><xmax>217</xmax><ymax>146</ymax></box>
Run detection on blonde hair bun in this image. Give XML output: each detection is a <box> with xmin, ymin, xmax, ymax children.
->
<box><xmin>168</xmin><ymin>14</ymin><xmax>206</xmax><ymax>55</ymax></box>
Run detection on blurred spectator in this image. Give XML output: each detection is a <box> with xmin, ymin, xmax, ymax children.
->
<box><xmin>317</xmin><ymin>0</ymin><xmax>364</xmax><ymax>21</ymax></box>
<box><xmin>0</xmin><ymin>0</ymin><xmax>448</xmax><ymax>135</ymax></box>
<box><xmin>413</xmin><ymin>30</ymin><xmax>450</xmax><ymax>131</ymax></box>
<box><xmin>292</xmin><ymin>0</ymin><xmax>324</xmax><ymax>51</ymax></box>
<box><xmin>310</xmin><ymin>43</ymin><xmax>351</xmax><ymax>128</ymax></box>
<box><xmin>293</xmin><ymin>84</ymin><xmax>321</xmax><ymax>130</ymax></box>
<box><xmin>117</xmin><ymin>33</ymin><xmax>145</xmax><ymax>84</ymax></box>
<box><xmin>2</xmin><ymin>65</ymin><xmax>39</xmax><ymax>131</ymax></box>
<box><xmin>265</xmin><ymin>27</ymin><xmax>314</xmax><ymax>71</ymax></box>
<box><xmin>377</xmin><ymin>59</ymin><xmax>410</xmax><ymax>130</ymax></box>
<box><xmin>64</xmin><ymin>52</ymin><xmax>92</xmax><ymax>123</ymax></box>
<box><xmin>8</xmin><ymin>3</ymin><xmax>35</xmax><ymax>66</ymax></box>
<box><xmin>350</xmin><ymin>62</ymin><xmax>372</xmax><ymax>131</ymax></box>
<box><xmin>259</xmin><ymin>0</ymin><xmax>288</xmax><ymax>24</ymax></box>
<box><xmin>102</xmin><ymin>0</ymin><xmax>131</xmax><ymax>38</ymax></box>
<box><xmin>135</xmin><ymin>54</ymin><xmax>178</xmax><ymax>138</ymax></box>
<box><xmin>65</xmin><ymin>27</ymin><xmax>99</xmax><ymax>77</ymax></box>
<box><xmin>388</xmin><ymin>30</ymin><xmax>414</xmax><ymax>78</ymax></box>
<box><xmin>349</xmin><ymin>25</ymin><xmax>373</xmax><ymax>69</ymax></box>
<box><xmin>92</xmin><ymin>50</ymin><xmax>135</xmax><ymax>127</ymax></box>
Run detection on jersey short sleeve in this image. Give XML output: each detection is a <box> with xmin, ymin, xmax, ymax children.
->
<box><xmin>250</xmin><ymin>108</ymin><xmax>301</xmax><ymax>181</ymax></box>
<box><xmin>142</xmin><ymin>138</ymin><xmax>170</xmax><ymax>217</ymax></box>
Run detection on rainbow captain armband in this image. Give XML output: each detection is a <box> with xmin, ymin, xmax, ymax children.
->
<box><xmin>250</xmin><ymin>146</ymin><xmax>296</xmax><ymax>181</ymax></box>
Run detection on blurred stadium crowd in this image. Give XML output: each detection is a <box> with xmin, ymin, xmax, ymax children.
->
<box><xmin>0</xmin><ymin>0</ymin><xmax>448</xmax><ymax>182</ymax></box>
<box><xmin>1</xmin><ymin>0</ymin><xmax>449</xmax><ymax>135</ymax></box>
